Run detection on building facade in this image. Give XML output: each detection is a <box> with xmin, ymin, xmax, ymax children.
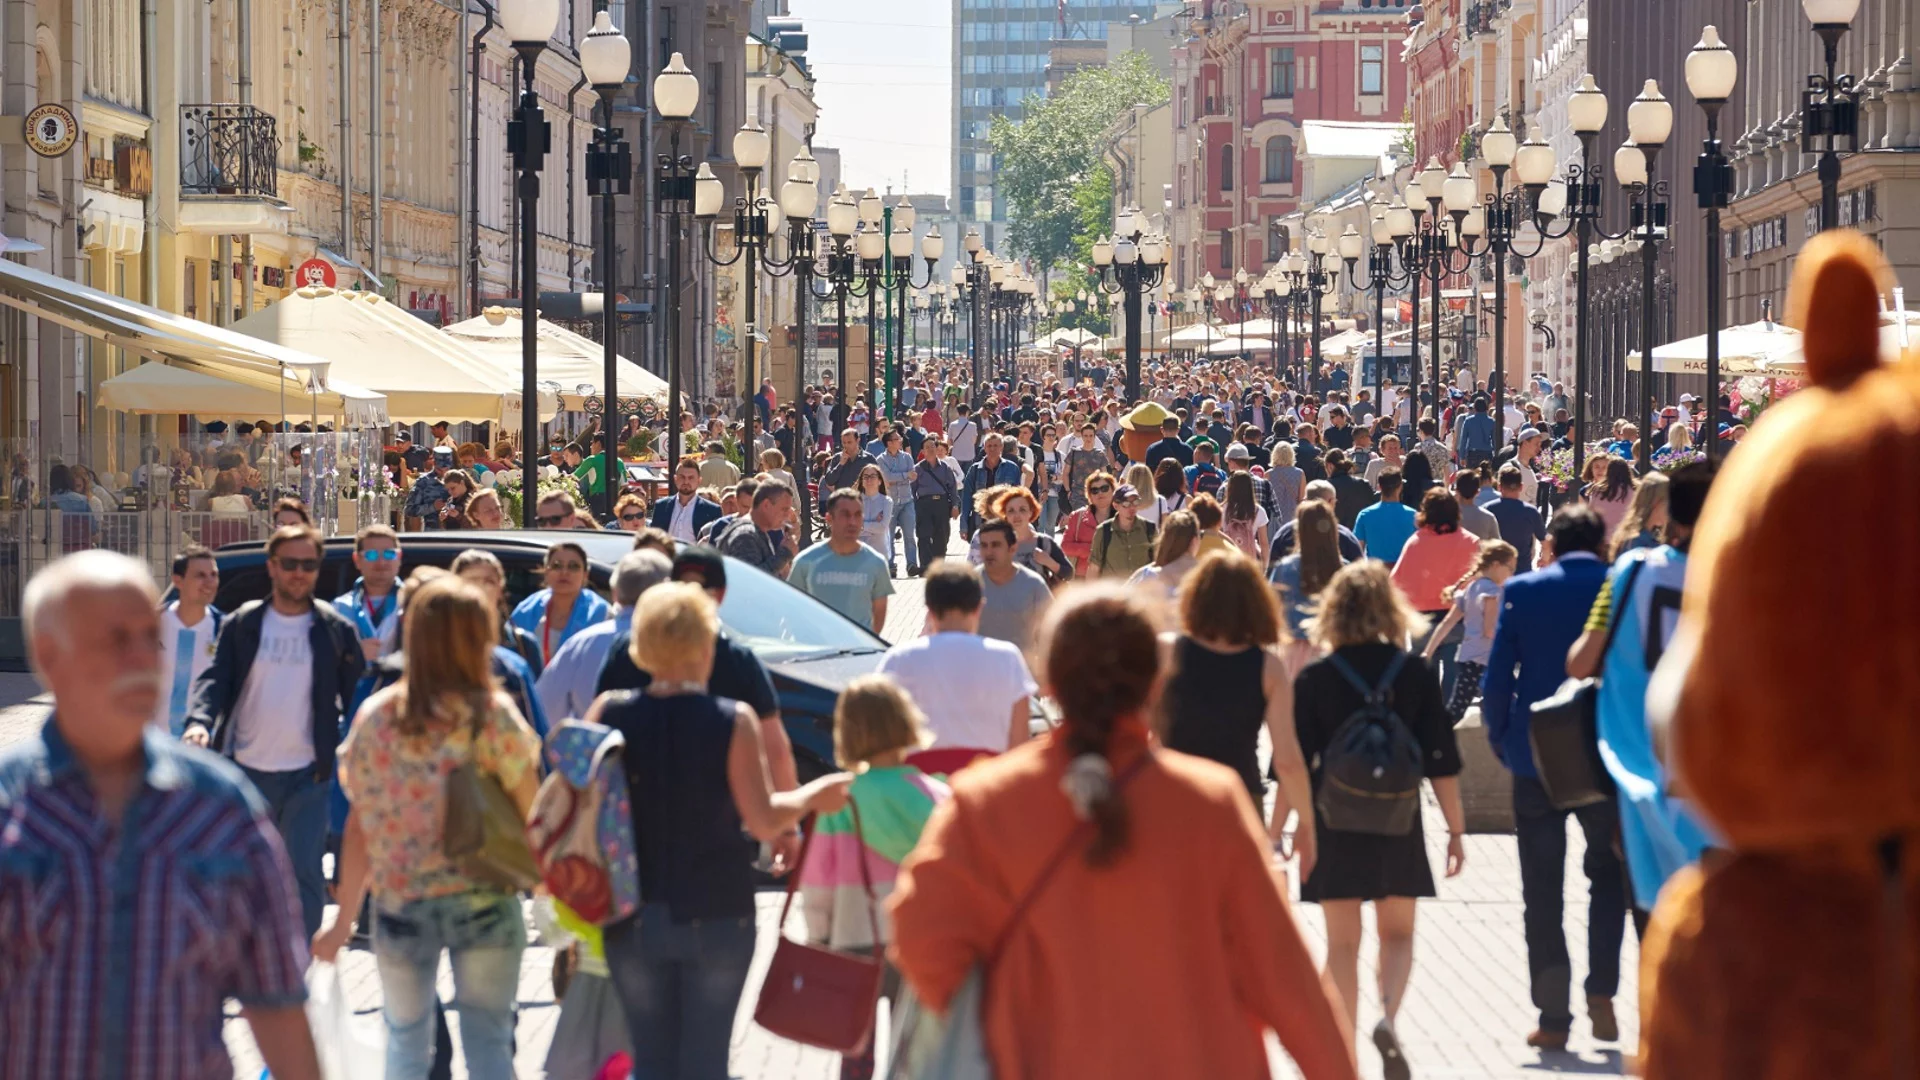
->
<box><xmin>952</xmin><ymin>0</ymin><xmax>1164</xmax><ymax>248</ymax></box>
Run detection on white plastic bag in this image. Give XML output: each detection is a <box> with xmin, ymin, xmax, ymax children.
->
<box><xmin>306</xmin><ymin>962</ymin><xmax>386</xmax><ymax>1080</ymax></box>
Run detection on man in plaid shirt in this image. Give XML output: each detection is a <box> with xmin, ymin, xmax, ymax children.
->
<box><xmin>0</xmin><ymin>551</ymin><xmax>318</xmax><ymax>1080</ymax></box>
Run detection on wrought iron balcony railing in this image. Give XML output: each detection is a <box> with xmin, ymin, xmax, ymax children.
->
<box><xmin>180</xmin><ymin>104</ymin><xmax>279</xmax><ymax>198</ymax></box>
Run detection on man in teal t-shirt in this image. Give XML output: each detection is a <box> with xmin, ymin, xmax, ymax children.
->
<box><xmin>791</xmin><ymin>490</ymin><xmax>895</xmax><ymax>631</ymax></box>
<box><xmin>1353</xmin><ymin>469</ymin><xmax>1418</xmax><ymax>563</ymax></box>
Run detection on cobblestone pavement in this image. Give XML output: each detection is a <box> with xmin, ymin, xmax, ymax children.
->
<box><xmin>0</xmin><ymin>545</ymin><xmax>1638</xmax><ymax>1079</ymax></box>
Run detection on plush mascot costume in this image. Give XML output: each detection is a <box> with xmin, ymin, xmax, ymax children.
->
<box><xmin>1638</xmin><ymin>230</ymin><xmax>1920</xmax><ymax>1078</ymax></box>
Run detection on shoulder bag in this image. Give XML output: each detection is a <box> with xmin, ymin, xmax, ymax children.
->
<box><xmin>753</xmin><ymin>799</ymin><xmax>885</xmax><ymax>1054</ymax></box>
<box><xmin>886</xmin><ymin>753</ymin><xmax>1153</xmax><ymax>1079</ymax></box>
<box><xmin>443</xmin><ymin>695</ymin><xmax>542</xmax><ymax>892</ymax></box>
<box><xmin>1527</xmin><ymin>560</ymin><xmax>1645</xmax><ymax>810</ymax></box>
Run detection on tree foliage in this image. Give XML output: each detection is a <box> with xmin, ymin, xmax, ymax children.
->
<box><xmin>987</xmin><ymin>52</ymin><xmax>1170</xmax><ymax>276</ymax></box>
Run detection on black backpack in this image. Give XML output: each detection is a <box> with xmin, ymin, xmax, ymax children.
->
<box><xmin>1314</xmin><ymin>652</ymin><xmax>1425</xmax><ymax>836</ymax></box>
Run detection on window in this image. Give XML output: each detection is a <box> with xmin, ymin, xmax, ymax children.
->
<box><xmin>1361</xmin><ymin>44</ymin><xmax>1384</xmax><ymax>95</ymax></box>
<box><xmin>706</xmin><ymin>62</ymin><xmax>724</xmax><ymax>136</ymax></box>
<box><xmin>1220</xmin><ymin>143</ymin><xmax>1234</xmax><ymax>192</ymax></box>
<box><xmin>1268</xmin><ymin>219</ymin><xmax>1288</xmax><ymax>263</ymax></box>
<box><xmin>1268</xmin><ymin>47</ymin><xmax>1295</xmax><ymax>98</ymax></box>
<box><xmin>1264</xmin><ymin>135</ymin><xmax>1294</xmax><ymax>184</ymax></box>
<box><xmin>1220</xmin><ymin>228</ymin><xmax>1233</xmax><ymax>271</ymax></box>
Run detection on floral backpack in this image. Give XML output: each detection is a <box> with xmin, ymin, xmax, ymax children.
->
<box><xmin>524</xmin><ymin>719</ymin><xmax>640</xmax><ymax>925</ymax></box>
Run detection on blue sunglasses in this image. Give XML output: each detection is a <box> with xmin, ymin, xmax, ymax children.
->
<box><xmin>360</xmin><ymin>549</ymin><xmax>399</xmax><ymax>561</ymax></box>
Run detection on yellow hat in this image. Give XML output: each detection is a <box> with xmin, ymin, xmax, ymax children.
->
<box><xmin>1120</xmin><ymin>401</ymin><xmax>1171</xmax><ymax>431</ymax></box>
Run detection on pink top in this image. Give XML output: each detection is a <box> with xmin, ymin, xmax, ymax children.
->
<box><xmin>1390</xmin><ymin>526</ymin><xmax>1484</xmax><ymax>613</ymax></box>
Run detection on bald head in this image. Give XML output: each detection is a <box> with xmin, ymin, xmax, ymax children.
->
<box><xmin>26</xmin><ymin>552</ymin><xmax>164</xmax><ymax>755</ymax></box>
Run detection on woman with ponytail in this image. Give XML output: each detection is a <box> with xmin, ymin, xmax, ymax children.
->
<box><xmin>889</xmin><ymin>585</ymin><xmax>1357</xmax><ymax>1080</ymax></box>
<box><xmin>1420</xmin><ymin>539</ymin><xmax>1518</xmax><ymax>719</ymax></box>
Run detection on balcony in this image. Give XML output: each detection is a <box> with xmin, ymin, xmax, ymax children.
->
<box><xmin>178</xmin><ymin>103</ymin><xmax>289</xmax><ymax>235</ymax></box>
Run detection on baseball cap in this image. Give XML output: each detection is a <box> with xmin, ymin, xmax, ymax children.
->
<box><xmin>1112</xmin><ymin>484</ymin><xmax>1141</xmax><ymax>503</ymax></box>
<box><xmin>1679</xmin><ymin>393</ymin><xmax>1698</xmax><ymax>403</ymax></box>
<box><xmin>432</xmin><ymin>445</ymin><xmax>455</xmax><ymax>461</ymax></box>
<box><xmin>672</xmin><ymin>546</ymin><xmax>728</xmax><ymax>591</ymax></box>
<box><xmin>1225</xmin><ymin>442</ymin><xmax>1252</xmax><ymax>462</ymax></box>
<box><xmin>1517</xmin><ymin>426</ymin><xmax>1543</xmax><ymax>442</ymax></box>
<box><xmin>393</xmin><ymin>429</ymin><xmax>412</xmax><ymax>443</ymax></box>
<box><xmin>1192</xmin><ymin>438</ymin><xmax>1218</xmax><ymax>454</ymax></box>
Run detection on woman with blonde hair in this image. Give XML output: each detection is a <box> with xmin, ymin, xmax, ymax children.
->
<box><xmin>1269</xmin><ymin>441</ymin><xmax>1305</xmax><ymax>534</ymax></box>
<box><xmin>589</xmin><ymin>583</ymin><xmax>854</xmax><ymax>1078</ymax></box>
<box><xmin>1610</xmin><ymin>470</ymin><xmax>1670</xmax><ymax>557</ymax></box>
<box><xmin>1654</xmin><ymin>417</ymin><xmax>1694</xmax><ymax>466</ymax></box>
<box><xmin>314</xmin><ymin>575</ymin><xmax>544</xmax><ymax>1080</ymax></box>
<box><xmin>890</xmin><ymin>585</ymin><xmax>1356</xmax><ymax>1080</ymax></box>
<box><xmin>1122</xmin><ymin>462</ymin><xmax>1160</xmax><ymax>523</ymax></box>
<box><xmin>1288</xmin><ymin>561</ymin><xmax>1467</xmax><ymax>1079</ymax></box>
<box><xmin>1127</xmin><ymin>508</ymin><xmax>1200</xmax><ymax>613</ymax></box>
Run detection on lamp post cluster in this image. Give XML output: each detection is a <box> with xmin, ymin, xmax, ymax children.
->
<box><xmin>580</xmin><ymin>11</ymin><xmax>632</xmax><ymax>521</ymax></box>
<box><xmin>1091</xmin><ymin>205</ymin><xmax>1168</xmax><ymax>402</ymax></box>
<box><xmin>1267</xmin><ymin>239</ymin><xmax>1336</xmax><ymax>393</ymax></box>
<box><xmin>1800</xmin><ymin>0</ymin><xmax>1863</xmax><ymax>233</ymax></box>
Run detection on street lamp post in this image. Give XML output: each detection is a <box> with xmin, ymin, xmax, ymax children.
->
<box><xmin>651</xmin><ymin>53</ymin><xmax>700</xmax><ymax>477</ymax></box>
<box><xmin>1091</xmin><ymin>207</ymin><xmax>1168</xmax><ymax>403</ymax></box>
<box><xmin>1688</xmin><ymin>25</ymin><xmax>1738</xmax><ymax>461</ymax></box>
<box><xmin>502</xmin><ymin>0</ymin><xmax>559</xmax><ymax>527</ymax></box>
<box><xmin>581</xmin><ymin>10</ymin><xmax>631</xmax><ymax>521</ymax></box>
<box><xmin>691</xmin><ymin>120</ymin><xmax>775</xmax><ymax>449</ymax></box>
<box><xmin>1405</xmin><ymin>159</ymin><xmax>1481</xmax><ymax>434</ymax></box>
<box><xmin>1801</xmin><ymin>0</ymin><xmax>1862</xmax><ymax>232</ymax></box>
<box><xmin>877</xmin><ymin>199</ymin><xmax>940</xmax><ymax>423</ymax></box>
<box><xmin>760</xmin><ymin>150</ymin><xmax>822</xmax><ymax>537</ymax></box>
<box><xmin>1617</xmin><ymin>78</ymin><xmax>1675</xmax><ymax>473</ymax></box>
<box><xmin>1340</xmin><ymin>209</ymin><xmax>1413</xmax><ymax>423</ymax></box>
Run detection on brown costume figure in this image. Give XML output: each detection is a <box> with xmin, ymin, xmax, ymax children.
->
<box><xmin>1638</xmin><ymin>230</ymin><xmax>1920</xmax><ymax>1078</ymax></box>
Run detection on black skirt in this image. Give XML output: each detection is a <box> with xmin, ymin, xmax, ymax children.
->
<box><xmin>1298</xmin><ymin>801</ymin><xmax>1439</xmax><ymax>902</ymax></box>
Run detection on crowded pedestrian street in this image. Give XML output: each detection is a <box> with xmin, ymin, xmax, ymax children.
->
<box><xmin>0</xmin><ymin>0</ymin><xmax>1915</xmax><ymax>1078</ymax></box>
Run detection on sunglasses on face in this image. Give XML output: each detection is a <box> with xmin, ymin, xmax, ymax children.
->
<box><xmin>275</xmin><ymin>557</ymin><xmax>321</xmax><ymax>573</ymax></box>
<box><xmin>619</xmin><ymin>512</ymin><xmax>646</xmax><ymax>523</ymax></box>
<box><xmin>360</xmin><ymin>548</ymin><xmax>399</xmax><ymax>561</ymax></box>
<box><xmin>537</xmin><ymin>514</ymin><xmax>569</xmax><ymax>527</ymax></box>
<box><xmin>1088</xmin><ymin>486</ymin><xmax>1113</xmax><ymax>495</ymax></box>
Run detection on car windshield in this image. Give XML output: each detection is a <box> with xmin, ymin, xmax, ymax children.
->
<box><xmin>714</xmin><ymin>554</ymin><xmax>885</xmax><ymax>662</ymax></box>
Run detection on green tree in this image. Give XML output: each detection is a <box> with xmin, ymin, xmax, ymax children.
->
<box><xmin>988</xmin><ymin>52</ymin><xmax>1170</xmax><ymax>276</ymax></box>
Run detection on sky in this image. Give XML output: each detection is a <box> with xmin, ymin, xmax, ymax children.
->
<box><xmin>789</xmin><ymin>0</ymin><xmax>953</xmax><ymax>198</ymax></box>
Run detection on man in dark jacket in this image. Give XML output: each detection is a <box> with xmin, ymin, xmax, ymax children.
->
<box><xmin>185</xmin><ymin>525</ymin><xmax>365</xmax><ymax>936</ymax></box>
<box><xmin>1144</xmin><ymin>418</ymin><xmax>1193</xmax><ymax>471</ymax></box>
<box><xmin>1480</xmin><ymin>506</ymin><xmax>1626</xmax><ymax>1050</ymax></box>
<box><xmin>822</xmin><ymin>428</ymin><xmax>878</xmax><ymax>493</ymax></box>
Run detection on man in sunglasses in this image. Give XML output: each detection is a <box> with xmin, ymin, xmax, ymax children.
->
<box><xmin>185</xmin><ymin>525</ymin><xmax>366</xmax><ymax>937</ymax></box>
<box><xmin>333</xmin><ymin>524</ymin><xmax>404</xmax><ymax>661</ymax></box>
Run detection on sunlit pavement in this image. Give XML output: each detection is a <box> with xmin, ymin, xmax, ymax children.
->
<box><xmin>0</xmin><ymin>541</ymin><xmax>1637</xmax><ymax>1079</ymax></box>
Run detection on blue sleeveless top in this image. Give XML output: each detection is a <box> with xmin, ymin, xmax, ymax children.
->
<box><xmin>600</xmin><ymin>690</ymin><xmax>757</xmax><ymax>922</ymax></box>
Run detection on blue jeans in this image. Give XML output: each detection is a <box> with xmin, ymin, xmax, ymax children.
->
<box><xmin>239</xmin><ymin>765</ymin><xmax>330</xmax><ymax>938</ymax></box>
<box><xmin>1039</xmin><ymin>492</ymin><xmax>1061</xmax><ymax>535</ymax></box>
<box><xmin>890</xmin><ymin>496</ymin><xmax>920</xmax><ymax>574</ymax></box>
<box><xmin>372</xmin><ymin>891</ymin><xmax>526</xmax><ymax>1080</ymax></box>
<box><xmin>604</xmin><ymin>903</ymin><xmax>757</xmax><ymax>1080</ymax></box>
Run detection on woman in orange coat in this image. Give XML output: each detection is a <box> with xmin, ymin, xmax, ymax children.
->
<box><xmin>888</xmin><ymin>584</ymin><xmax>1357</xmax><ymax>1080</ymax></box>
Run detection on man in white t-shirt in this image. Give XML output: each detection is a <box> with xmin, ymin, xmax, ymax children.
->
<box><xmin>185</xmin><ymin>525</ymin><xmax>365</xmax><ymax>936</ymax></box>
<box><xmin>947</xmin><ymin>403</ymin><xmax>981</xmax><ymax>467</ymax></box>
<box><xmin>154</xmin><ymin>546</ymin><xmax>222</xmax><ymax>736</ymax></box>
<box><xmin>877</xmin><ymin>562</ymin><xmax>1035</xmax><ymax>758</ymax></box>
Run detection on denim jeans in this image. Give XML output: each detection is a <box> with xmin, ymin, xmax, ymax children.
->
<box><xmin>890</xmin><ymin>496</ymin><xmax>920</xmax><ymax>574</ymax></box>
<box><xmin>1512</xmin><ymin>776</ymin><xmax>1630</xmax><ymax>1034</ymax></box>
<box><xmin>239</xmin><ymin>764</ymin><xmax>330</xmax><ymax>938</ymax></box>
<box><xmin>604</xmin><ymin>903</ymin><xmax>757</xmax><ymax>1080</ymax></box>
<box><xmin>372</xmin><ymin>891</ymin><xmax>526</xmax><ymax>1080</ymax></box>
<box><xmin>1039</xmin><ymin>492</ymin><xmax>1061</xmax><ymax>535</ymax></box>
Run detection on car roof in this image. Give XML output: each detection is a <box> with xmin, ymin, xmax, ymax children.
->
<box><xmin>216</xmin><ymin>530</ymin><xmax>641</xmax><ymax>565</ymax></box>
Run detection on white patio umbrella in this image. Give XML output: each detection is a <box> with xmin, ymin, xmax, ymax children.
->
<box><xmin>1206</xmin><ymin>337</ymin><xmax>1274</xmax><ymax>356</ymax></box>
<box><xmin>1627</xmin><ymin>320</ymin><xmax>1804</xmax><ymax>376</ymax></box>
<box><xmin>1170</xmin><ymin>322</ymin><xmax>1228</xmax><ymax>347</ymax></box>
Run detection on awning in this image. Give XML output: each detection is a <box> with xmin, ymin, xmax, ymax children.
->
<box><xmin>442</xmin><ymin>307</ymin><xmax>678</xmax><ymax>412</ymax></box>
<box><xmin>1627</xmin><ymin>321</ymin><xmax>1804</xmax><ymax>376</ymax></box>
<box><xmin>1043</xmin><ymin>327</ymin><xmax>1101</xmax><ymax>348</ymax></box>
<box><xmin>1207</xmin><ymin>337</ymin><xmax>1275</xmax><ymax>355</ymax></box>
<box><xmin>98</xmin><ymin>361</ymin><xmax>387</xmax><ymax>426</ymax></box>
<box><xmin>233</xmin><ymin>287</ymin><xmax>546</xmax><ymax>426</ymax></box>
<box><xmin>1170</xmin><ymin>322</ymin><xmax>1228</xmax><ymax>347</ymax></box>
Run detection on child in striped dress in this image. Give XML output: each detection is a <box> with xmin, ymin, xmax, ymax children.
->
<box><xmin>800</xmin><ymin>675</ymin><xmax>950</xmax><ymax>1080</ymax></box>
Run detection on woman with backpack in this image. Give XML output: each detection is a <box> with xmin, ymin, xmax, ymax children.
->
<box><xmin>1221</xmin><ymin>471</ymin><xmax>1269</xmax><ymax>563</ymax></box>
<box><xmin>1283</xmin><ymin>561</ymin><xmax>1467</xmax><ymax>1080</ymax></box>
<box><xmin>889</xmin><ymin>585</ymin><xmax>1356</xmax><ymax>1080</ymax></box>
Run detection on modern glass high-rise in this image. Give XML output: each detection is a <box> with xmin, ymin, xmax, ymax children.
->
<box><xmin>952</xmin><ymin>0</ymin><xmax>1164</xmax><ymax>245</ymax></box>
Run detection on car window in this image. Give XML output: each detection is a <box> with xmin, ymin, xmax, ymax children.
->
<box><xmin>715</xmin><ymin>556</ymin><xmax>885</xmax><ymax>662</ymax></box>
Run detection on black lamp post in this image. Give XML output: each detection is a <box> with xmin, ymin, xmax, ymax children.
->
<box><xmin>690</xmin><ymin>121</ymin><xmax>774</xmax><ymax>452</ymax></box>
<box><xmin>651</xmin><ymin>53</ymin><xmax>700</xmax><ymax>477</ymax></box>
<box><xmin>581</xmin><ymin>10</ymin><xmax>632</xmax><ymax>522</ymax></box>
<box><xmin>1404</xmin><ymin>159</ymin><xmax>1482</xmax><ymax>434</ymax></box>
<box><xmin>502</xmin><ymin>0</ymin><xmax>559</xmax><ymax>527</ymax></box>
<box><xmin>1339</xmin><ymin>215</ymin><xmax>1413</xmax><ymax>419</ymax></box>
<box><xmin>1613</xmin><ymin>78</ymin><xmax>1675</xmax><ymax>473</ymax></box>
<box><xmin>1801</xmin><ymin>0</ymin><xmax>1862</xmax><ymax>233</ymax></box>
<box><xmin>1689</xmin><ymin>25</ymin><xmax>1738</xmax><ymax>461</ymax></box>
<box><xmin>1091</xmin><ymin>206</ymin><xmax>1168</xmax><ymax>403</ymax></box>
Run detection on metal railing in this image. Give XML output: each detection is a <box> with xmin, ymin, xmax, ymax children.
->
<box><xmin>0</xmin><ymin>507</ymin><xmax>276</xmax><ymax>617</ymax></box>
<box><xmin>180</xmin><ymin>104</ymin><xmax>280</xmax><ymax>198</ymax></box>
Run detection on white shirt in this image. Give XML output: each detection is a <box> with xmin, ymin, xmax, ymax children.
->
<box><xmin>230</xmin><ymin>607</ymin><xmax>317</xmax><ymax>771</ymax></box>
<box><xmin>154</xmin><ymin>603</ymin><xmax>219</xmax><ymax>736</ymax></box>
<box><xmin>1503</xmin><ymin>404</ymin><xmax>1527</xmax><ymax>434</ymax></box>
<box><xmin>877</xmin><ymin>631</ymin><xmax>1037</xmax><ymax>753</ymax></box>
<box><xmin>948</xmin><ymin>417</ymin><xmax>980</xmax><ymax>462</ymax></box>
<box><xmin>668</xmin><ymin>495</ymin><xmax>700</xmax><ymax>543</ymax></box>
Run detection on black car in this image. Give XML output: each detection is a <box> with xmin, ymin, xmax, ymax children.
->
<box><xmin>195</xmin><ymin>530</ymin><xmax>888</xmax><ymax>779</ymax></box>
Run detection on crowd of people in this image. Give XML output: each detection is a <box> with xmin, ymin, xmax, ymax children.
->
<box><xmin>0</xmin><ymin>341</ymin><xmax>1732</xmax><ymax>1080</ymax></box>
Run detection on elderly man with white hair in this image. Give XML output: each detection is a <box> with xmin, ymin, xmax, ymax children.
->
<box><xmin>0</xmin><ymin>551</ymin><xmax>321</xmax><ymax>1080</ymax></box>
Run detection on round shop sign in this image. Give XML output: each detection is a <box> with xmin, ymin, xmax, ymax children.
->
<box><xmin>294</xmin><ymin>258</ymin><xmax>338</xmax><ymax>289</ymax></box>
<box><xmin>24</xmin><ymin>104</ymin><xmax>76</xmax><ymax>158</ymax></box>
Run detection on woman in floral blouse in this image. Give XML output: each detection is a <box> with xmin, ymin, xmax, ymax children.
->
<box><xmin>313</xmin><ymin>575</ymin><xmax>543</xmax><ymax>1080</ymax></box>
